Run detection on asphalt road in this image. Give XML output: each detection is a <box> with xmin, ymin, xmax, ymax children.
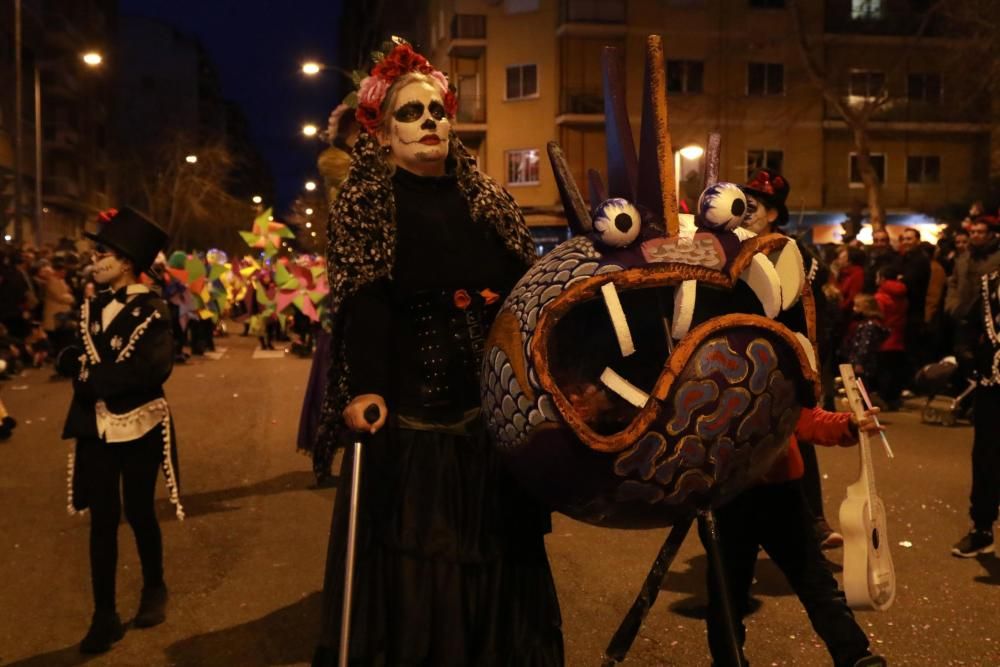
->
<box><xmin>0</xmin><ymin>332</ymin><xmax>997</xmax><ymax>666</ymax></box>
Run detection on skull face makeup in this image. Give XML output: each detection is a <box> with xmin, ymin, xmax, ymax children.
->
<box><xmin>741</xmin><ymin>194</ymin><xmax>777</xmax><ymax>235</ymax></box>
<box><xmin>384</xmin><ymin>79</ymin><xmax>451</xmax><ymax>171</ymax></box>
<box><xmin>91</xmin><ymin>250</ymin><xmax>131</xmax><ymax>286</ymax></box>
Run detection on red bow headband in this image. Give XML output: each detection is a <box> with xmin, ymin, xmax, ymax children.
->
<box><xmin>97</xmin><ymin>208</ymin><xmax>119</xmax><ymax>223</ymax></box>
<box><xmin>746</xmin><ymin>172</ymin><xmax>785</xmax><ymax>197</ymax></box>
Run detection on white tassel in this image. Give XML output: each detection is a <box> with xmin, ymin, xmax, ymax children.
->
<box><xmin>161</xmin><ymin>412</ymin><xmax>185</xmax><ymax>520</ymax></box>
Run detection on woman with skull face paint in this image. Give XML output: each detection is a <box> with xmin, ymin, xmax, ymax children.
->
<box><xmin>57</xmin><ymin>207</ymin><xmax>179</xmax><ymax>654</ymax></box>
<box><xmin>312</xmin><ymin>43</ymin><xmax>564</xmax><ymax>666</ymax></box>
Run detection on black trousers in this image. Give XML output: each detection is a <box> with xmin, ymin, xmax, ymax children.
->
<box><xmin>971</xmin><ymin>385</ymin><xmax>1000</xmax><ymax>531</ymax></box>
<box><xmin>876</xmin><ymin>350</ymin><xmax>907</xmax><ymax>404</ymax></box>
<box><xmin>705</xmin><ymin>482</ymin><xmax>869</xmax><ymax>667</ymax></box>
<box><xmin>78</xmin><ymin>432</ymin><xmax>164</xmax><ymax>613</ymax></box>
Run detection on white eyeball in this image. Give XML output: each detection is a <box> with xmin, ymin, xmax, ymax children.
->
<box><xmin>593</xmin><ymin>198</ymin><xmax>641</xmax><ymax>248</ymax></box>
<box><xmin>697</xmin><ymin>183</ymin><xmax>748</xmax><ymax>231</ymax></box>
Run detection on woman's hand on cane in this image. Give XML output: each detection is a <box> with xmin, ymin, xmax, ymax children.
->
<box><xmin>343</xmin><ymin>394</ymin><xmax>387</xmax><ymax>434</ymax></box>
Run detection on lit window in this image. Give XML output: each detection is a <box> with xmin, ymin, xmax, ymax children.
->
<box><xmin>747</xmin><ymin>63</ymin><xmax>784</xmax><ymax>96</ymax></box>
<box><xmin>746</xmin><ymin>149</ymin><xmax>784</xmax><ymax>179</ymax></box>
<box><xmin>849</xmin><ymin>153</ymin><xmax>886</xmax><ymax>186</ymax></box>
<box><xmin>851</xmin><ymin>0</ymin><xmax>884</xmax><ymax>20</ymax></box>
<box><xmin>506</xmin><ymin>149</ymin><xmax>540</xmax><ymax>186</ymax></box>
<box><xmin>906</xmin><ymin>155</ymin><xmax>940</xmax><ymax>184</ymax></box>
<box><xmin>667</xmin><ymin>60</ymin><xmax>704</xmax><ymax>94</ymax></box>
<box><xmin>506</xmin><ymin>64</ymin><xmax>539</xmax><ymax>100</ymax></box>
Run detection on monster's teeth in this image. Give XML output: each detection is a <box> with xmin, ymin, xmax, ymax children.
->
<box><xmin>769</xmin><ymin>240</ymin><xmax>806</xmax><ymax>311</ymax></box>
<box><xmin>733</xmin><ymin>227</ymin><xmax>757</xmax><ymax>242</ymax></box>
<box><xmin>600</xmin><ymin>367</ymin><xmax>650</xmax><ymax>408</ymax></box>
<box><xmin>795</xmin><ymin>332</ymin><xmax>818</xmax><ymax>372</ymax></box>
<box><xmin>601</xmin><ymin>282</ymin><xmax>635</xmax><ymax>357</ymax></box>
<box><xmin>672</xmin><ymin>280</ymin><xmax>697</xmax><ymax>339</ymax></box>
<box><xmin>739</xmin><ymin>254</ymin><xmax>782</xmax><ymax>319</ymax></box>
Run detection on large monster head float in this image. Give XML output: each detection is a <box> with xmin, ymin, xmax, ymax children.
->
<box><xmin>482</xmin><ymin>36</ymin><xmax>820</xmax><ymax>528</ymax></box>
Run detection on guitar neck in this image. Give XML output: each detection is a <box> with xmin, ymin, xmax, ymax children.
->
<box><xmin>839</xmin><ymin>365</ymin><xmax>877</xmax><ymax>496</ymax></box>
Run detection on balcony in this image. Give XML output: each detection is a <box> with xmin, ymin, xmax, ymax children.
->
<box><xmin>824</xmin><ymin>0</ymin><xmax>949</xmax><ymax>38</ymax></box>
<box><xmin>46</xmin><ymin>176</ymin><xmax>81</xmax><ymax>198</ymax></box>
<box><xmin>823</xmin><ymin>96</ymin><xmax>990</xmax><ymax>129</ymax></box>
<box><xmin>448</xmin><ymin>14</ymin><xmax>486</xmax><ymax>57</ymax></box>
<box><xmin>455</xmin><ymin>94</ymin><xmax>485</xmax><ymax>124</ymax></box>
<box><xmin>558</xmin><ymin>0</ymin><xmax>627</xmax><ymax>37</ymax></box>
<box><xmin>44</xmin><ymin>127</ymin><xmax>80</xmax><ymax>151</ymax></box>
<box><xmin>560</xmin><ymin>88</ymin><xmax>604</xmax><ymax>115</ymax></box>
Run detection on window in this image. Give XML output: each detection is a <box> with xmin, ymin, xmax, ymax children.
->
<box><xmin>849</xmin><ymin>153</ymin><xmax>886</xmax><ymax>186</ymax></box>
<box><xmin>746</xmin><ymin>149</ymin><xmax>784</xmax><ymax>178</ymax></box>
<box><xmin>907</xmin><ymin>73</ymin><xmax>941</xmax><ymax>104</ymax></box>
<box><xmin>848</xmin><ymin>70</ymin><xmax>885</xmax><ymax>100</ymax></box>
<box><xmin>563</xmin><ymin>0</ymin><xmax>626</xmax><ymax>22</ymax></box>
<box><xmin>851</xmin><ymin>0</ymin><xmax>884</xmax><ymax>20</ymax></box>
<box><xmin>749</xmin><ymin>0</ymin><xmax>784</xmax><ymax>7</ymax></box>
<box><xmin>506</xmin><ymin>64</ymin><xmax>538</xmax><ymax>100</ymax></box>
<box><xmin>506</xmin><ymin>149</ymin><xmax>540</xmax><ymax>185</ymax></box>
<box><xmin>747</xmin><ymin>63</ymin><xmax>784</xmax><ymax>96</ymax></box>
<box><xmin>667</xmin><ymin>60</ymin><xmax>704</xmax><ymax>94</ymax></box>
<box><xmin>505</xmin><ymin>0</ymin><xmax>540</xmax><ymax>13</ymax></box>
<box><xmin>907</xmin><ymin>155</ymin><xmax>940</xmax><ymax>184</ymax></box>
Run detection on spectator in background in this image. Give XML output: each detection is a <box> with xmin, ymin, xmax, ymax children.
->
<box><xmin>836</xmin><ymin>246</ymin><xmax>867</xmax><ymax>318</ymax></box>
<box><xmin>0</xmin><ymin>247</ymin><xmax>31</xmax><ymax>340</ymax></box>
<box><xmin>42</xmin><ymin>259</ymin><xmax>75</xmax><ymax>359</ymax></box>
<box><xmin>921</xmin><ymin>241</ymin><xmax>948</xmax><ymax>359</ymax></box>
<box><xmin>874</xmin><ymin>262</ymin><xmax>908</xmax><ymax>410</ymax></box>
<box><xmin>898</xmin><ymin>227</ymin><xmax>931</xmax><ymax>369</ymax></box>
<box><xmin>946</xmin><ymin>218</ymin><xmax>1000</xmax><ymax>322</ymax></box>
<box><xmin>864</xmin><ymin>228</ymin><xmax>894</xmax><ymax>292</ymax></box>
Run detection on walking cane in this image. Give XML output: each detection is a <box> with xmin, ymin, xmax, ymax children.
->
<box><xmin>339</xmin><ymin>404</ymin><xmax>380</xmax><ymax>667</ymax></box>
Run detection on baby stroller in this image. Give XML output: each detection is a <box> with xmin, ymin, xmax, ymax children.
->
<box><xmin>913</xmin><ymin>356</ymin><xmax>977</xmax><ymax>426</ymax></box>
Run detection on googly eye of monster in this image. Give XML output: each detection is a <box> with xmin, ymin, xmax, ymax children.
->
<box><xmin>696</xmin><ymin>182</ymin><xmax>748</xmax><ymax>231</ymax></box>
<box><xmin>593</xmin><ymin>198</ymin><xmax>642</xmax><ymax>248</ymax></box>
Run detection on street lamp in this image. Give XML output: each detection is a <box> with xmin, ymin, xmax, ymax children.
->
<box><xmin>82</xmin><ymin>51</ymin><xmax>103</xmax><ymax>67</ymax></box>
<box><xmin>679</xmin><ymin>144</ymin><xmax>704</xmax><ymax>160</ymax></box>
<box><xmin>304</xmin><ymin>180</ymin><xmax>317</xmax><ymax>192</ymax></box>
<box><xmin>305</xmin><ymin>221</ymin><xmax>312</xmax><ymax>229</ymax></box>
<box><xmin>302</xmin><ymin>61</ymin><xmax>322</xmax><ymax>76</ymax></box>
<box><xmin>252</xmin><ymin>195</ymin><xmax>263</xmax><ymax>204</ymax></box>
<box><xmin>302</xmin><ymin>123</ymin><xmax>318</xmax><ymax>137</ymax></box>
<box><xmin>185</xmin><ymin>154</ymin><xmax>198</xmax><ymax>164</ymax></box>
<box><xmin>674</xmin><ymin>144</ymin><xmax>705</xmax><ymax>201</ymax></box>
<box><xmin>305</xmin><ymin>207</ymin><xmax>313</xmax><ymax>215</ymax></box>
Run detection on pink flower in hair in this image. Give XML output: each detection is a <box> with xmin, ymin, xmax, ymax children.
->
<box><xmin>358</xmin><ymin>76</ymin><xmax>390</xmax><ymax>108</ymax></box>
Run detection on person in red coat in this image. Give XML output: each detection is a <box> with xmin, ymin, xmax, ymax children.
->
<box><xmin>836</xmin><ymin>246</ymin><xmax>867</xmax><ymax>317</ymax></box>
<box><xmin>874</xmin><ymin>262</ymin><xmax>908</xmax><ymax>409</ymax></box>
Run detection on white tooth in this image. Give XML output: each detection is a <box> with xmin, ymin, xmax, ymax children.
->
<box><xmin>600</xmin><ymin>367</ymin><xmax>649</xmax><ymax>408</ymax></box>
<box><xmin>739</xmin><ymin>254</ymin><xmax>781</xmax><ymax>318</ymax></box>
<box><xmin>733</xmin><ymin>227</ymin><xmax>757</xmax><ymax>242</ymax></box>
<box><xmin>795</xmin><ymin>332</ymin><xmax>818</xmax><ymax>372</ymax></box>
<box><xmin>672</xmin><ymin>280</ymin><xmax>697</xmax><ymax>339</ymax></box>
<box><xmin>601</xmin><ymin>282</ymin><xmax>636</xmax><ymax>357</ymax></box>
<box><xmin>678</xmin><ymin>212</ymin><xmax>697</xmax><ymax>239</ymax></box>
<box><xmin>769</xmin><ymin>240</ymin><xmax>805</xmax><ymax>310</ymax></box>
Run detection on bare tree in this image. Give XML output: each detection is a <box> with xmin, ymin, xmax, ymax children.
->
<box><xmin>115</xmin><ymin>130</ymin><xmax>254</xmax><ymax>254</ymax></box>
<box><xmin>787</xmin><ymin>0</ymin><xmax>945</xmax><ymax>231</ymax></box>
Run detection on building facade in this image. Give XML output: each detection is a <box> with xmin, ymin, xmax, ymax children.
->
<box><xmin>417</xmin><ymin>0</ymin><xmax>994</xmax><ymax>233</ymax></box>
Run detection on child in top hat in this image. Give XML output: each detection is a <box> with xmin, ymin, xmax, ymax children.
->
<box><xmin>57</xmin><ymin>206</ymin><xmax>181</xmax><ymax>654</ymax></box>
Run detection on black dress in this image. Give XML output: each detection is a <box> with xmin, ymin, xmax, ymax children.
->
<box><xmin>314</xmin><ymin>168</ymin><xmax>563</xmax><ymax>666</ymax></box>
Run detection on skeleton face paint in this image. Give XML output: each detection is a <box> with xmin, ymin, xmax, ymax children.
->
<box><xmin>91</xmin><ymin>251</ymin><xmax>129</xmax><ymax>286</ymax></box>
<box><xmin>741</xmin><ymin>194</ymin><xmax>775</xmax><ymax>235</ymax></box>
<box><xmin>385</xmin><ymin>80</ymin><xmax>451</xmax><ymax>168</ymax></box>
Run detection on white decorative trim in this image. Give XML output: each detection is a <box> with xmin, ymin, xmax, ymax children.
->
<box><xmin>66</xmin><ymin>449</ymin><xmax>83</xmax><ymax>516</ymax></box>
<box><xmin>116</xmin><ymin>310</ymin><xmax>161</xmax><ymax>363</ymax></box>
<box><xmin>983</xmin><ymin>273</ymin><xmax>999</xmax><ymax>346</ymax></box>
<box><xmin>80</xmin><ymin>299</ymin><xmax>101</xmax><ymax>365</ymax></box>
<box><xmin>601</xmin><ymin>282</ymin><xmax>635</xmax><ymax>357</ymax></box>
<box><xmin>600</xmin><ymin>367</ymin><xmax>650</xmax><ymax>408</ymax></box>
<box><xmin>96</xmin><ymin>399</ymin><xmax>168</xmax><ymax>443</ymax></box>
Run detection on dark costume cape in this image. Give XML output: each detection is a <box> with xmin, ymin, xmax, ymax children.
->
<box><xmin>313</xmin><ymin>133</ymin><xmax>537</xmax><ymax>458</ymax></box>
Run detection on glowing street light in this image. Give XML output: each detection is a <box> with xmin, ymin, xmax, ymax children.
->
<box><xmin>305</xmin><ymin>207</ymin><xmax>313</xmax><ymax>215</ymax></box>
<box><xmin>82</xmin><ymin>51</ymin><xmax>103</xmax><ymax>67</ymax></box>
<box><xmin>679</xmin><ymin>144</ymin><xmax>704</xmax><ymax>160</ymax></box>
<box><xmin>304</xmin><ymin>181</ymin><xmax>317</xmax><ymax>192</ymax></box>
<box><xmin>311</xmin><ymin>231</ymin><xmax>317</xmax><ymax>237</ymax></box>
<box><xmin>252</xmin><ymin>195</ymin><xmax>263</xmax><ymax>204</ymax></box>
<box><xmin>302</xmin><ymin>124</ymin><xmax>318</xmax><ymax>137</ymax></box>
<box><xmin>305</xmin><ymin>221</ymin><xmax>313</xmax><ymax>229</ymax></box>
<box><xmin>302</xmin><ymin>62</ymin><xmax>321</xmax><ymax>76</ymax></box>
<box><xmin>185</xmin><ymin>154</ymin><xmax>198</xmax><ymax>164</ymax></box>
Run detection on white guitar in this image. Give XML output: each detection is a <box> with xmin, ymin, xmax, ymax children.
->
<box><xmin>837</xmin><ymin>364</ymin><xmax>896</xmax><ymax>611</ymax></box>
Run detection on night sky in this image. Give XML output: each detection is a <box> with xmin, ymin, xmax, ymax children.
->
<box><xmin>118</xmin><ymin>0</ymin><xmax>346</xmax><ymax>214</ymax></box>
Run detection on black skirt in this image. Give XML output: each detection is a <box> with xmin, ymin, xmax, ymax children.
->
<box><xmin>314</xmin><ymin>417</ymin><xmax>564</xmax><ymax>666</ymax></box>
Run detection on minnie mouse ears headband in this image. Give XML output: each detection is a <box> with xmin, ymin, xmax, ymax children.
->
<box><xmin>340</xmin><ymin>36</ymin><xmax>457</xmax><ymax>135</ymax></box>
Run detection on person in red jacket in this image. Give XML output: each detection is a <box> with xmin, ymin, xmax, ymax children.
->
<box><xmin>705</xmin><ymin>405</ymin><xmax>887</xmax><ymax>667</ymax></box>
<box><xmin>836</xmin><ymin>246</ymin><xmax>867</xmax><ymax>317</ymax></box>
<box><xmin>874</xmin><ymin>262</ymin><xmax>908</xmax><ymax>410</ymax></box>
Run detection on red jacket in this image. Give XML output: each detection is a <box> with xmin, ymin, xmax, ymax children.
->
<box><xmin>763</xmin><ymin>406</ymin><xmax>856</xmax><ymax>483</ymax></box>
<box><xmin>875</xmin><ymin>279</ymin><xmax>908</xmax><ymax>351</ymax></box>
<box><xmin>837</xmin><ymin>264</ymin><xmax>865</xmax><ymax>313</ymax></box>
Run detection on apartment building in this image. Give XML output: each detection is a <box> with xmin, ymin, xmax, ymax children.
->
<box><xmin>419</xmin><ymin>0</ymin><xmax>994</xmax><ymax>234</ymax></box>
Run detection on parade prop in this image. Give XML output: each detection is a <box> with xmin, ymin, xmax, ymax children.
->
<box><xmin>481</xmin><ymin>36</ymin><xmax>820</xmax><ymax>662</ymax></box>
<box><xmin>239</xmin><ymin>208</ymin><xmax>295</xmax><ymax>258</ymax></box>
<box><xmin>837</xmin><ymin>364</ymin><xmax>896</xmax><ymax>611</ymax></box>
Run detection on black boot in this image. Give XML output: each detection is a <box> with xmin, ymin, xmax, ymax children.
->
<box><xmin>134</xmin><ymin>583</ymin><xmax>168</xmax><ymax>628</ymax></box>
<box><xmin>79</xmin><ymin>611</ymin><xmax>125</xmax><ymax>653</ymax></box>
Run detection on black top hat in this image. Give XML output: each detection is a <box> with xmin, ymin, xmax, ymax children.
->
<box><xmin>84</xmin><ymin>207</ymin><xmax>168</xmax><ymax>272</ymax></box>
<box><xmin>743</xmin><ymin>169</ymin><xmax>790</xmax><ymax>228</ymax></box>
